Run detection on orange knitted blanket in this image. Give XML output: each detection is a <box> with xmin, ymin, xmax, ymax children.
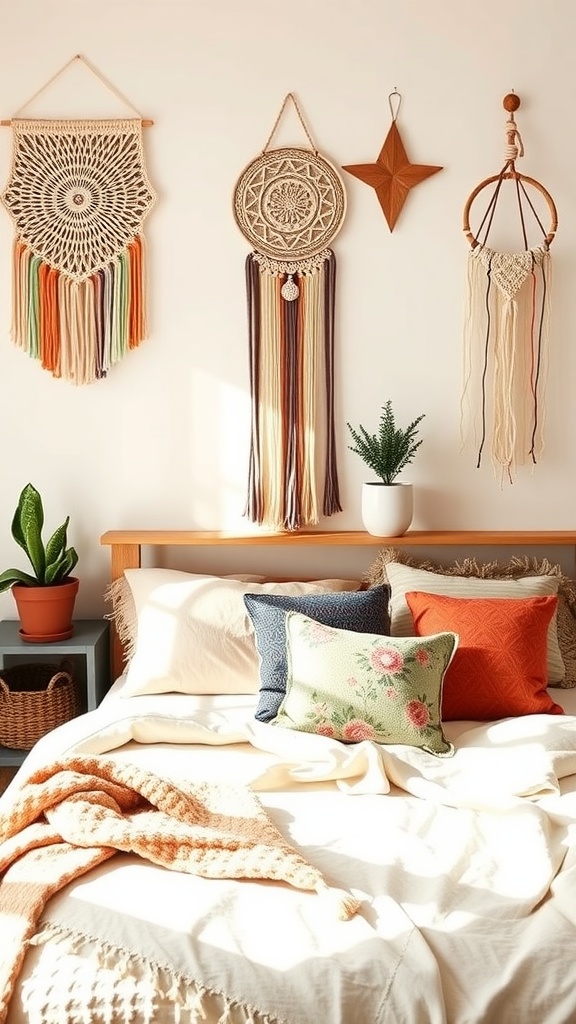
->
<box><xmin>0</xmin><ymin>754</ymin><xmax>360</xmax><ymax>1023</ymax></box>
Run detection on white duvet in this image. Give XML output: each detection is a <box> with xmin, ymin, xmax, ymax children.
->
<box><xmin>5</xmin><ymin>687</ymin><xmax>576</xmax><ymax>1024</ymax></box>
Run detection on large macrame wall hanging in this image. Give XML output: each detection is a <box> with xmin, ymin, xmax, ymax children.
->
<box><xmin>1</xmin><ymin>55</ymin><xmax>156</xmax><ymax>385</ymax></box>
<box><xmin>460</xmin><ymin>93</ymin><xmax>558</xmax><ymax>483</ymax></box>
<box><xmin>233</xmin><ymin>93</ymin><xmax>347</xmax><ymax>531</ymax></box>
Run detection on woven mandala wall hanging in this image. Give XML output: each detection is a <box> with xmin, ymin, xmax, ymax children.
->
<box><xmin>233</xmin><ymin>93</ymin><xmax>347</xmax><ymax>531</ymax></box>
<box><xmin>460</xmin><ymin>93</ymin><xmax>557</xmax><ymax>483</ymax></box>
<box><xmin>1</xmin><ymin>56</ymin><xmax>156</xmax><ymax>384</ymax></box>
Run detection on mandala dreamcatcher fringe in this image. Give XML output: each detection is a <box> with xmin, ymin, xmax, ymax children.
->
<box><xmin>11</xmin><ymin>235</ymin><xmax>148</xmax><ymax>384</ymax></box>
<box><xmin>233</xmin><ymin>95</ymin><xmax>347</xmax><ymax>531</ymax></box>
<box><xmin>245</xmin><ymin>251</ymin><xmax>341</xmax><ymax>531</ymax></box>
<box><xmin>461</xmin><ymin>244</ymin><xmax>552</xmax><ymax>482</ymax></box>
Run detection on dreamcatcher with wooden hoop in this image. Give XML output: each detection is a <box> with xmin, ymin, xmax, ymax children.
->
<box><xmin>460</xmin><ymin>93</ymin><xmax>558</xmax><ymax>483</ymax></box>
<box><xmin>233</xmin><ymin>93</ymin><xmax>347</xmax><ymax>531</ymax></box>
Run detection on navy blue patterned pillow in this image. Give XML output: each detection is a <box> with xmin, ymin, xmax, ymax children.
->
<box><xmin>244</xmin><ymin>586</ymin><xmax>390</xmax><ymax>723</ymax></box>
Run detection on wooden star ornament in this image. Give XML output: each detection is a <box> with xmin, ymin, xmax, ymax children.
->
<box><xmin>343</xmin><ymin>102</ymin><xmax>443</xmax><ymax>232</ymax></box>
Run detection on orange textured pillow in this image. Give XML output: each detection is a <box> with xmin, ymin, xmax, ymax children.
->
<box><xmin>405</xmin><ymin>591</ymin><xmax>564</xmax><ymax>721</ymax></box>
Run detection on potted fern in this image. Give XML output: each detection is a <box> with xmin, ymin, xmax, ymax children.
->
<box><xmin>347</xmin><ymin>400</ymin><xmax>425</xmax><ymax>536</ymax></box>
<box><xmin>0</xmin><ymin>483</ymin><xmax>79</xmax><ymax>641</ymax></box>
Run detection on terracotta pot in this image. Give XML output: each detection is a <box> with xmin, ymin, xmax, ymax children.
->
<box><xmin>12</xmin><ymin>577</ymin><xmax>79</xmax><ymax>642</ymax></box>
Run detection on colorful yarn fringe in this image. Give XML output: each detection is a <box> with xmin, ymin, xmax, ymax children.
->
<box><xmin>245</xmin><ymin>251</ymin><xmax>341</xmax><ymax>531</ymax></box>
<box><xmin>11</xmin><ymin>236</ymin><xmax>148</xmax><ymax>385</ymax></box>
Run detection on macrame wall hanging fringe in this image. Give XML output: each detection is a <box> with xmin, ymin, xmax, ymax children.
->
<box><xmin>1</xmin><ymin>56</ymin><xmax>156</xmax><ymax>384</ymax></box>
<box><xmin>234</xmin><ymin>93</ymin><xmax>347</xmax><ymax>531</ymax></box>
<box><xmin>460</xmin><ymin>92</ymin><xmax>558</xmax><ymax>483</ymax></box>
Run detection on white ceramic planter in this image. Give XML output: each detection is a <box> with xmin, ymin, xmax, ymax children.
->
<box><xmin>361</xmin><ymin>482</ymin><xmax>414</xmax><ymax>537</ymax></box>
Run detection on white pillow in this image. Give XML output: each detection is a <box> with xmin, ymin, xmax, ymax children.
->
<box><xmin>120</xmin><ymin>568</ymin><xmax>361</xmax><ymax>697</ymax></box>
<box><xmin>385</xmin><ymin>561</ymin><xmax>564</xmax><ymax>683</ymax></box>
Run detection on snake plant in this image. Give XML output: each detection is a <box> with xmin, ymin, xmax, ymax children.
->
<box><xmin>0</xmin><ymin>483</ymin><xmax>78</xmax><ymax>592</ymax></box>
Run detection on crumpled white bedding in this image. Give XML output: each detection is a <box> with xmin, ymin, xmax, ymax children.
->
<box><xmin>4</xmin><ymin>687</ymin><xmax>576</xmax><ymax>1024</ymax></box>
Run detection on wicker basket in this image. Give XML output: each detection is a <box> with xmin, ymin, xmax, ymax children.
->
<box><xmin>0</xmin><ymin>661</ymin><xmax>78</xmax><ymax>750</ymax></box>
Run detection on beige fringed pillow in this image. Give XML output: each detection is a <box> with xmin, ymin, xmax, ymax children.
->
<box><xmin>365</xmin><ymin>548</ymin><xmax>576</xmax><ymax>688</ymax></box>
<box><xmin>104</xmin><ymin>569</ymin><xmax>363</xmax><ymax>690</ymax></box>
<box><xmin>104</xmin><ymin>573</ymin><xmax>274</xmax><ymax>667</ymax></box>
<box><xmin>105</xmin><ymin>575</ymin><xmax>139</xmax><ymax>666</ymax></box>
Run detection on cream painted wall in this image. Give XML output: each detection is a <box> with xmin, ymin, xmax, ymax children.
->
<box><xmin>0</xmin><ymin>0</ymin><xmax>575</xmax><ymax>616</ymax></box>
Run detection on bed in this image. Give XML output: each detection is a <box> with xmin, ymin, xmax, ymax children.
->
<box><xmin>3</xmin><ymin>527</ymin><xmax>576</xmax><ymax>1024</ymax></box>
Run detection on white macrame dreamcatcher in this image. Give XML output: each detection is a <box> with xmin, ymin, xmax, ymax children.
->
<box><xmin>461</xmin><ymin>92</ymin><xmax>558</xmax><ymax>483</ymax></box>
<box><xmin>1</xmin><ymin>55</ymin><xmax>156</xmax><ymax>384</ymax></box>
<box><xmin>233</xmin><ymin>93</ymin><xmax>347</xmax><ymax>532</ymax></box>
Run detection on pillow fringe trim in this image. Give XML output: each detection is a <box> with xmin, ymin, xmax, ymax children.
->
<box><xmin>365</xmin><ymin>548</ymin><xmax>576</xmax><ymax>688</ymax></box>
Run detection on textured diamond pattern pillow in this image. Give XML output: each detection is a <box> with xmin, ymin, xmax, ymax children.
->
<box><xmin>382</xmin><ymin>560</ymin><xmax>563</xmax><ymax>684</ymax></box>
<box><xmin>406</xmin><ymin>591</ymin><xmax>563</xmax><ymax>721</ymax></box>
<box><xmin>366</xmin><ymin>548</ymin><xmax>576</xmax><ymax>687</ymax></box>
<box><xmin>274</xmin><ymin>611</ymin><xmax>457</xmax><ymax>755</ymax></box>
<box><xmin>245</xmin><ymin>585</ymin><xmax>390</xmax><ymax>722</ymax></box>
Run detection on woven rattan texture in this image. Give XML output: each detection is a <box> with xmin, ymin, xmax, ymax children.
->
<box><xmin>0</xmin><ymin>662</ymin><xmax>78</xmax><ymax>750</ymax></box>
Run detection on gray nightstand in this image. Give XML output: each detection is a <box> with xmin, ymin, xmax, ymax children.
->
<box><xmin>0</xmin><ymin>619</ymin><xmax>110</xmax><ymax>766</ymax></box>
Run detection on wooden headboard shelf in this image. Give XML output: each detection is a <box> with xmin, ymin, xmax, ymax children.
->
<box><xmin>100</xmin><ymin>529</ymin><xmax>576</xmax><ymax>681</ymax></box>
<box><xmin>101</xmin><ymin>529</ymin><xmax>576</xmax><ymax>576</ymax></box>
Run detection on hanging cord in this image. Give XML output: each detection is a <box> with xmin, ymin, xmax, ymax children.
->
<box><xmin>528</xmin><ymin>254</ymin><xmax>549</xmax><ymax>463</ymax></box>
<box><xmin>462</xmin><ymin>93</ymin><xmax>557</xmax><ymax>251</ymax></box>
<box><xmin>515</xmin><ymin>178</ymin><xmax>549</xmax><ymax>241</ymax></box>
<box><xmin>503</xmin><ymin>103</ymin><xmax>524</xmax><ymax>163</ymax></box>
<box><xmin>504</xmin><ymin>98</ymin><xmax>530</xmax><ymax>249</ymax></box>
<box><xmin>3</xmin><ymin>54</ymin><xmax>152</xmax><ymax>125</ymax></box>
<box><xmin>476</xmin><ymin>166</ymin><xmax>532</xmax><ymax>252</ymax></box>
<box><xmin>475</xmin><ymin>170</ymin><xmax>507</xmax><ymax>248</ymax></box>
<box><xmin>262</xmin><ymin>93</ymin><xmax>318</xmax><ymax>154</ymax></box>
<box><xmin>476</xmin><ymin>94</ymin><xmax>535</xmax><ymax>251</ymax></box>
<box><xmin>476</xmin><ymin>255</ymin><xmax>494</xmax><ymax>469</ymax></box>
<box><xmin>514</xmin><ymin>175</ymin><xmax>529</xmax><ymax>251</ymax></box>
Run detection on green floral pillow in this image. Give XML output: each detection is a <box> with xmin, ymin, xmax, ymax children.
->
<box><xmin>275</xmin><ymin>612</ymin><xmax>457</xmax><ymax>756</ymax></box>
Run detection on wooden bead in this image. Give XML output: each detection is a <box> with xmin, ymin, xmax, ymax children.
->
<box><xmin>503</xmin><ymin>93</ymin><xmax>521</xmax><ymax>112</ymax></box>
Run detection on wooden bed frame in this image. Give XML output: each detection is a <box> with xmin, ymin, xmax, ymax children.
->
<box><xmin>100</xmin><ymin>529</ymin><xmax>576</xmax><ymax>681</ymax></box>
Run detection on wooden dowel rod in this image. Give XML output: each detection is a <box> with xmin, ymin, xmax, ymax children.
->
<box><xmin>1</xmin><ymin>118</ymin><xmax>154</xmax><ymax>126</ymax></box>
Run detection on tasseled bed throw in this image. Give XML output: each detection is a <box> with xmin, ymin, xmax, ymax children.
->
<box><xmin>0</xmin><ymin>754</ymin><xmax>360</xmax><ymax>1024</ymax></box>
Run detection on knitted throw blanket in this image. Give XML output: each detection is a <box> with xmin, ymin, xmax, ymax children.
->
<box><xmin>0</xmin><ymin>754</ymin><xmax>360</xmax><ymax>1023</ymax></box>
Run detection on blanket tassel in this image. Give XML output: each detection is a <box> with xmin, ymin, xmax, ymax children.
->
<box><xmin>315</xmin><ymin>881</ymin><xmax>362</xmax><ymax>920</ymax></box>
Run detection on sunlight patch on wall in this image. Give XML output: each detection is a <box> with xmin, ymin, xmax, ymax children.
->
<box><xmin>189</xmin><ymin>369</ymin><xmax>258</xmax><ymax>530</ymax></box>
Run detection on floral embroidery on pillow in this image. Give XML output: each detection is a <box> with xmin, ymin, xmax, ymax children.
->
<box><xmin>275</xmin><ymin>611</ymin><xmax>457</xmax><ymax>756</ymax></box>
<box><xmin>245</xmin><ymin>585</ymin><xmax>390</xmax><ymax>722</ymax></box>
